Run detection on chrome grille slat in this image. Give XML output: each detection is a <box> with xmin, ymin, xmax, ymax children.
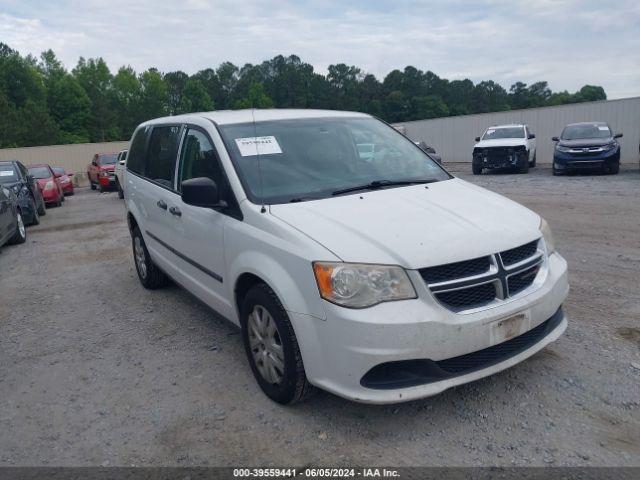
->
<box><xmin>419</xmin><ymin>239</ymin><xmax>544</xmax><ymax>312</ymax></box>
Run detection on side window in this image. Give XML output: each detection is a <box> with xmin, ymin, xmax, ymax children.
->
<box><xmin>127</xmin><ymin>126</ymin><xmax>151</xmax><ymax>176</ymax></box>
<box><xmin>178</xmin><ymin>129</ymin><xmax>227</xmax><ymax>195</ymax></box>
<box><xmin>145</xmin><ymin>126</ymin><xmax>181</xmax><ymax>188</ymax></box>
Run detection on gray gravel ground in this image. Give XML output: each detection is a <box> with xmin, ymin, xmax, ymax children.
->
<box><xmin>0</xmin><ymin>165</ymin><xmax>639</xmax><ymax>467</ymax></box>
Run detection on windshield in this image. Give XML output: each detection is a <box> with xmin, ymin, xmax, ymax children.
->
<box><xmin>99</xmin><ymin>154</ymin><xmax>118</xmax><ymax>165</ymax></box>
<box><xmin>482</xmin><ymin>127</ymin><xmax>525</xmax><ymax>140</ymax></box>
<box><xmin>0</xmin><ymin>164</ymin><xmax>19</xmax><ymax>184</ymax></box>
<box><xmin>561</xmin><ymin>124</ymin><xmax>611</xmax><ymax>140</ymax></box>
<box><xmin>52</xmin><ymin>167</ymin><xmax>66</xmax><ymax>175</ymax></box>
<box><xmin>219</xmin><ymin>117</ymin><xmax>449</xmax><ymax>204</ymax></box>
<box><xmin>28</xmin><ymin>166</ymin><xmax>52</xmax><ymax>179</ymax></box>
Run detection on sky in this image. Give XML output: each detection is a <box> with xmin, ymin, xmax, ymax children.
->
<box><xmin>1</xmin><ymin>0</ymin><xmax>639</xmax><ymax>99</ymax></box>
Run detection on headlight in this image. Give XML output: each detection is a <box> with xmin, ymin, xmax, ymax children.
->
<box><xmin>100</xmin><ymin>170</ymin><xmax>109</xmax><ymax>177</ymax></box>
<box><xmin>601</xmin><ymin>142</ymin><xmax>616</xmax><ymax>151</ymax></box>
<box><xmin>540</xmin><ymin>218</ymin><xmax>555</xmax><ymax>255</ymax></box>
<box><xmin>44</xmin><ymin>181</ymin><xmax>55</xmax><ymax>190</ymax></box>
<box><xmin>12</xmin><ymin>185</ymin><xmax>20</xmax><ymax>194</ymax></box>
<box><xmin>556</xmin><ymin>145</ymin><xmax>571</xmax><ymax>153</ymax></box>
<box><xmin>313</xmin><ymin>262</ymin><xmax>417</xmax><ymax>308</ymax></box>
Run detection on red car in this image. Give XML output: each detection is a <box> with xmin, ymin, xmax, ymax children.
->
<box><xmin>87</xmin><ymin>153</ymin><xmax>118</xmax><ymax>192</ymax></box>
<box><xmin>52</xmin><ymin>167</ymin><xmax>75</xmax><ymax>196</ymax></box>
<box><xmin>27</xmin><ymin>164</ymin><xmax>64</xmax><ymax>207</ymax></box>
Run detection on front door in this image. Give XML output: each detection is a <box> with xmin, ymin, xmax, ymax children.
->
<box><xmin>164</xmin><ymin>126</ymin><xmax>233</xmax><ymax>318</ymax></box>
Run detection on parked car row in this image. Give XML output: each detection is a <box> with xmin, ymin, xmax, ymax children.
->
<box><xmin>471</xmin><ymin>121</ymin><xmax>622</xmax><ymax>175</ymax></box>
<box><xmin>0</xmin><ymin>160</ymin><xmax>74</xmax><ymax>250</ymax></box>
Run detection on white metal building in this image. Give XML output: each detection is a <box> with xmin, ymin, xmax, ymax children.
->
<box><xmin>394</xmin><ymin>97</ymin><xmax>640</xmax><ymax>165</ymax></box>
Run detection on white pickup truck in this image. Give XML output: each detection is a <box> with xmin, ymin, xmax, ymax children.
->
<box><xmin>472</xmin><ymin>124</ymin><xmax>536</xmax><ymax>174</ymax></box>
<box><xmin>115</xmin><ymin>149</ymin><xmax>127</xmax><ymax>199</ymax></box>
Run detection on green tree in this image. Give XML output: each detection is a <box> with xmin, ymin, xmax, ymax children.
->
<box><xmin>139</xmin><ymin>68</ymin><xmax>168</xmax><ymax>119</ymax></box>
<box><xmin>233</xmin><ymin>82</ymin><xmax>274</xmax><ymax>109</ymax></box>
<box><xmin>48</xmin><ymin>74</ymin><xmax>91</xmax><ymax>143</ymax></box>
<box><xmin>73</xmin><ymin>57</ymin><xmax>117</xmax><ymax>141</ymax></box>
<box><xmin>178</xmin><ymin>77</ymin><xmax>214</xmax><ymax>113</ymax></box>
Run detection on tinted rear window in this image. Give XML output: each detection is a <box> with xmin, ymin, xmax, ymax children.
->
<box><xmin>127</xmin><ymin>126</ymin><xmax>151</xmax><ymax>176</ymax></box>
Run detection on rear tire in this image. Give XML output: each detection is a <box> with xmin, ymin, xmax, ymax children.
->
<box><xmin>529</xmin><ymin>151</ymin><xmax>537</xmax><ymax>168</ymax></box>
<box><xmin>9</xmin><ymin>212</ymin><xmax>27</xmax><ymax>245</ymax></box>
<box><xmin>131</xmin><ymin>226</ymin><xmax>169</xmax><ymax>289</ymax></box>
<box><xmin>241</xmin><ymin>283</ymin><xmax>315</xmax><ymax>405</ymax></box>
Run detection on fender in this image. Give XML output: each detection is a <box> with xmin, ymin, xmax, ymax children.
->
<box><xmin>228</xmin><ymin>250</ymin><xmax>328</xmax><ymax>325</ymax></box>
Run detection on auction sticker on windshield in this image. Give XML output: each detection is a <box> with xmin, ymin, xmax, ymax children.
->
<box><xmin>235</xmin><ymin>136</ymin><xmax>282</xmax><ymax>157</ymax></box>
<box><xmin>0</xmin><ymin>170</ymin><xmax>14</xmax><ymax>176</ymax></box>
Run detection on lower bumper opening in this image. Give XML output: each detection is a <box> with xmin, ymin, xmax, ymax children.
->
<box><xmin>360</xmin><ymin>307</ymin><xmax>564</xmax><ymax>390</ymax></box>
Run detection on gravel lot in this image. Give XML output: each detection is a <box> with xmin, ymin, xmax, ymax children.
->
<box><xmin>1</xmin><ymin>165</ymin><xmax>639</xmax><ymax>467</ymax></box>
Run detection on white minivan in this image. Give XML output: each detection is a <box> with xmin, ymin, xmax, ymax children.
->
<box><xmin>124</xmin><ymin>109</ymin><xmax>568</xmax><ymax>405</ymax></box>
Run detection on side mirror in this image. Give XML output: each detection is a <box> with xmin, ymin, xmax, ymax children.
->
<box><xmin>475</xmin><ymin>137</ymin><xmax>481</xmax><ymax>142</ymax></box>
<box><xmin>181</xmin><ymin>177</ymin><xmax>227</xmax><ymax>209</ymax></box>
<box><xmin>91</xmin><ymin>161</ymin><xmax>97</xmax><ymax>166</ymax></box>
<box><xmin>528</xmin><ymin>133</ymin><xmax>535</xmax><ymax>139</ymax></box>
<box><xmin>552</xmin><ymin>136</ymin><xmax>559</xmax><ymax>142</ymax></box>
<box><xmin>119</xmin><ymin>160</ymin><xmax>126</xmax><ymax>166</ymax></box>
<box><xmin>68</xmin><ymin>172</ymin><xmax>74</xmax><ymax>176</ymax></box>
<box><xmin>614</xmin><ymin>133</ymin><xmax>623</xmax><ymax>139</ymax></box>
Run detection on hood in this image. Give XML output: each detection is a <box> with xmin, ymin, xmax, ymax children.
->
<box><xmin>270</xmin><ymin>178</ymin><xmax>541</xmax><ymax>269</ymax></box>
<box><xmin>36</xmin><ymin>178</ymin><xmax>53</xmax><ymax>188</ymax></box>
<box><xmin>557</xmin><ymin>137</ymin><xmax>614</xmax><ymax>148</ymax></box>
<box><xmin>474</xmin><ymin>138</ymin><xmax>527</xmax><ymax>149</ymax></box>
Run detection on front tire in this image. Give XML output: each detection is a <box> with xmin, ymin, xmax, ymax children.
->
<box><xmin>117</xmin><ymin>180</ymin><xmax>124</xmax><ymax>199</ymax></box>
<box><xmin>472</xmin><ymin>163</ymin><xmax>483</xmax><ymax>175</ymax></box>
<box><xmin>241</xmin><ymin>284</ymin><xmax>315</xmax><ymax>405</ymax></box>
<box><xmin>131</xmin><ymin>226</ymin><xmax>168</xmax><ymax>289</ymax></box>
<box><xmin>9</xmin><ymin>212</ymin><xmax>27</xmax><ymax>245</ymax></box>
<box><xmin>89</xmin><ymin>174</ymin><xmax>96</xmax><ymax>190</ymax></box>
<box><xmin>37</xmin><ymin>196</ymin><xmax>46</xmax><ymax>215</ymax></box>
<box><xmin>529</xmin><ymin>151</ymin><xmax>537</xmax><ymax>168</ymax></box>
<box><xmin>609</xmin><ymin>161</ymin><xmax>620</xmax><ymax>174</ymax></box>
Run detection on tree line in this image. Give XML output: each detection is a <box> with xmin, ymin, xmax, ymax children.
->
<box><xmin>0</xmin><ymin>42</ymin><xmax>607</xmax><ymax>148</ymax></box>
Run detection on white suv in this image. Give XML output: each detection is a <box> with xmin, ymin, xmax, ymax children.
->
<box><xmin>124</xmin><ymin>110</ymin><xmax>568</xmax><ymax>405</ymax></box>
<box><xmin>472</xmin><ymin>124</ymin><xmax>536</xmax><ymax>174</ymax></box>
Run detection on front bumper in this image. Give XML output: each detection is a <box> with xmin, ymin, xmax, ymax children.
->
<box><xmin>473</xmin><ymin>148</ymin><xmax>527</xmax><ymax>169</ymax></box>
<box><xmin>41</xmin><ymin>189</ymin><xmax>59</xmax><ymax>204</ymax></box>
<box><xmin>553</xmin><ymin>148</ymin><xmax>619</xmax><ymax>171</ymax></box>
<box><xmin>292</xmin><ymin>253</ymin><xmax>569</xmax><ymax>404</ymax></box>
<box><xmin>99</xmin><ymin>175</ymin><xmax>117</xmax><ymax>187</ymax></box>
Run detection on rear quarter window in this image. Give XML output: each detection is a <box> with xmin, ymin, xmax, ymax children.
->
<box><xmin>127</xmin><ymin>126</ymin><xmax>151</xmax><ymax>176</ymax></box>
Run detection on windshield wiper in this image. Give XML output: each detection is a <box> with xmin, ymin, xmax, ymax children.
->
<box><xmin>331</xmin><ymin>179</ymin><xmax>438</xmax><ymax>196</ymax></box>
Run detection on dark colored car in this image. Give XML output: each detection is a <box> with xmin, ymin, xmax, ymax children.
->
<box><xmin>0</xmin><ymin>185</ymin><xmax>27</xmax><ymax>248</ymax></box>
<box><xmin>28</xmin><ymin>164</ymin><xmax>65</xmax><ymax>207</ymax></box>
<box><xmin>415</xmin><ymin>141</ymin><xmax>442</xmax><ymax>164</ymax></box>
<box><xmin>0</xmin><ymin>160</ymin><xmax>46</xmax><ymax>225</ymax></box>
<box><xmin>552</xmin><ymin>122</ymin><xmax>622</xmax><ymax>175</ymax></box>
<box><xmin>52</xmin><ymin>167</ymin><xmax>75</xmax><ymax>196</ymax></box>
<box><xmin>87</xmin><ymin>153</ymin><xmax>118</xmax><ymax>192</ymax></box>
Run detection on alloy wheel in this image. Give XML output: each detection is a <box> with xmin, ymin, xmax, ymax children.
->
<box><xmin>248</xmin><ymin>305</ymin><xmax>285</xmax><ymax>385</ymax></box>
<box><xmin>134</xmin><ymin>236</ymin><xmax>147</xmax><ymax>279</ymax></box>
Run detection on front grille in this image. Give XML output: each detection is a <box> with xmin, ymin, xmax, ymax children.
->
<box><xmin>508</xmin><ymin>264</ymin><xmax>539</xmax><ymax>296</ymax></box>
<box><xmin>500</xmin><ymin>240</ymin><xmax>538</xmax><ymax>266</ymax></box>
<box><xmin>420</xmin><ymin>256</ymin><xmax>491</xmax><ymax>283</ymax></box>
<box><xmin>360</xmin><ymin>308</ymin><xmax>565</xmax><ymax>389</ymax></box>
<box><xmin>422</xmin><ymin>239</ymin><xmax>543</xmax><ymax>312</ymax></box>
<box><xmin>435</xmin><ymin>283</ymin><xmax>496</xmax><ymax>309</ymax></box>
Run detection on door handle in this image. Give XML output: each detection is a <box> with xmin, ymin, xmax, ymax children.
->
<box><xmin>157</xmin><ymin>200</ymin><xmax>167</xmax><ymax>210</ymax></box>
<box><xmin>169</xmin><ymin>206</ymin><xmax>182</xmax><ymax>217</ymax></box>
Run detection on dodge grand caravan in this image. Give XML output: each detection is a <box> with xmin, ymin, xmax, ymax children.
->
<box><xmin>124</xmin><ymin>109</ymin><xmax>569</xmax><ymax>405</ymax></box>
